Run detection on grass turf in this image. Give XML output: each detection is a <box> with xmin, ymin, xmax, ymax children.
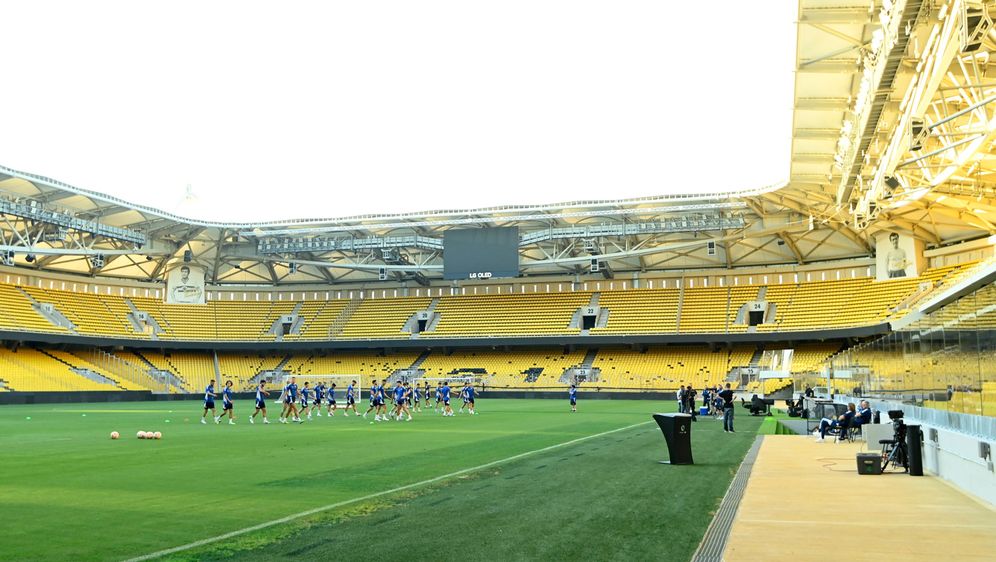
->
<box><xmin>0</xmin><ymin>399</ymin><xmax>761</xmax><ymax>561</ymax></box>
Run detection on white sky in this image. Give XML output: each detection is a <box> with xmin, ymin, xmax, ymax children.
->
<box><xmin>2</xmin><ymin>1</ymin><xmax>797</xmax><ymax>223</ymax></box>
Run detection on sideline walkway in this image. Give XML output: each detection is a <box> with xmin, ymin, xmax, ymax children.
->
<box><xmin>723</xmin><ymin>435</ymin><xmax>996</xmax><ymax>561</ymax></box>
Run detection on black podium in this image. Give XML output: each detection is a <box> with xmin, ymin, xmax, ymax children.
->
<box><xmin>652</xmin><ymin>413</ymin><xmax>693</xmax><ymax>465</ymax></box>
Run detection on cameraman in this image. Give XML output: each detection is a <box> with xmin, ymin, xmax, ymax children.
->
<box><xmin>684</xmin><ymin>386</ymin><xmax>698</xmax><ymax>421</ymax></box>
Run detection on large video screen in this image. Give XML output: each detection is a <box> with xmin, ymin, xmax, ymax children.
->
<box><xmin>443</xmin><ymin>227</ymin><xmax>520</xmax><ymax>280</ymax></box>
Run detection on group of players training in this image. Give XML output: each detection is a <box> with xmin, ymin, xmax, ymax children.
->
<box><xmin>200</xmin><ymin>377</ymin><xmax>477</xmax><ymax>425</ymax></box>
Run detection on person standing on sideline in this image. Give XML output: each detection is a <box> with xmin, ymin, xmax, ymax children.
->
<box><xmin>719</xmin><ymin>383</ymin><xmax>735</xmax><ymax>433</ymax></box>
<box><xmin>677</xmin><ymin>385</ymin><xmax>686</xmax><ymax>413</ymax></box>
<box><xmin>684</xmin><ymin>386</ymin><xmax>697</xmax><ymax>421</ymax></box>
<box><xmin>569</xmin><ymin>384</ymin><xmax>578</xmax><ymax>412</ymax></box>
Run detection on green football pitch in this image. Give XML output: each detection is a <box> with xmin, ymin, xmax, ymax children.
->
<box><xmin>0</xmin><ymin>398</ymin><xmax>761</xmax><ymax>561</ymax></box>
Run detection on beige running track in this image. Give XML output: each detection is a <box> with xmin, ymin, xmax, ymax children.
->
<box><xmin>724</xmin><ymin>435</ymin><xmax>996</xmax><ymax>561</ymax></box>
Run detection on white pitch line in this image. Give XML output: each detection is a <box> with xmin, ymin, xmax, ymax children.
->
<box><xmin>124</xmin><ymin>420</ymin><xmax>651</xmax><ymax>562</ymax></box>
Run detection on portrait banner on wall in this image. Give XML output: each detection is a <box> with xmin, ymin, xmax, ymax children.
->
<box><xmin>166</xmin><ymin>264</ymin><xmax>206</xmax><ymax>304</ymax></box>
<box><xmin>875</xmin><ymin>232</ymin><xmax>922</xmax><ymax>281</ymax></box>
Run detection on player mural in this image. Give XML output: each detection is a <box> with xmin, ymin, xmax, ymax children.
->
<box><xmin>875</xmin><ymin>232</ymin><xmax>923</xmax><ymax>281</ymax></box>
<box><xmin>167</xmin><ymin>264</ymin><xmax>206</xmax><ymax>304</ymax></box>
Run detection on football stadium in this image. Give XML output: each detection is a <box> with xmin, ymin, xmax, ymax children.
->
<box><xmin>4</xmin><ymin>1</ymin><xmax>996</xmax><ymax>561</ymax></box>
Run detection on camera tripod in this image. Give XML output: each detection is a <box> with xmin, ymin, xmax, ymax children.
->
<box><xmin>880</xmin><ymin>422</ymin><xmax>909</xmax><ymax>472</ymax></box>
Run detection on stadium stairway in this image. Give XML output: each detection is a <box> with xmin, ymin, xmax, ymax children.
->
<box><xmin>559</xmin><ymin>347</ymin><xmax>600</xmax><ymax>383</ymax></box>
<box><xmin>82</xmin><ymin>349</ymin><xmax>160</xmax><ymax>391</ymax></box>
<box><xmin>424</xmin><ymin>298</ymin><xmax>443</xmax><ymax>332</ymax></box>
<box><xmin>408</xmin><ymin>349</ymin><xmax>432</xmax><ymax>371</ymax></box>
<box><xmin>747</xmin><ymin>346</ymin><xmax>764</xmax><ymax>370</ymax></box>
<box><xmin>123</xmin><ymin>298</ymin><xmax>161</xmax><ymax>339</ymax></box>
<box><xmin>402</xmin><ymin>297</ymin><xmax>440</xmax><ymax>338</ymax></box>
<box><xmin>38</xmin><ymin>349</ymin><xmax>121</xmax><ymax>389</ymax></box>
<box><xmin>329</xmin><ymin>299</ymin><xmax>362</xmax><ymax>338</ymax></box>
<box><xmin>17</xmin><ymin>287</ymin><xmax>76</xmax><ymax>332</ymax></box>
<box><xmin>123</xmin><ymin>350</ymin><xmax>157</xmax><ymax>371</ymax></box>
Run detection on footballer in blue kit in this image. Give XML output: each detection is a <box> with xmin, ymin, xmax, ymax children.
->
<box><xmin>249</xmin><ymin>380</ymin><xmax>270</xmax><ymax>424</ymax></box>
<box><xmin>218</xmin><ymin>380</ymin><xmax>236</xmax><ymax>424</ymax></box>
<box><xmin>280</xmin><ymin>377</ymin><xmax>301</xmax><ymax>423</ymax></box>
<box><xmin>391</xmin><ymin>381</ymin><xmax>412</xmax><ymax>421</ymax></box>
<box><xmin>412</xmin><ymin>384</ymin><xmax>421</xmax><ymax>412</ymax></box>
<box><xmin>569</xmin><ymin>384</ymin><xmax>578</xmax><ymax>412</ymax></box>
<box><xmin>440</xmin><ymin>382</ymin><xmax>454</xmax><ymax>416</ymax></box>
<box><xmin>465</xmin><ymin>383</ymin><xmax>477</xmax><ymax>415</ymax></box>
<box><xmin>323</xmin><ymin>382</ymin><xmax>337</xmax><ymax>416</ymax></box>
<box><xmin>377</xmin><ymin>382</ymin><xmax>390</xmax><ymax>419</ymax></box>
<box><xmin>343</xmin><ymin>380</ymin><xmax>358</xmax><ymax>416</ymax></box>
<box><xmin>363</xmin><ymin>379</ymin><xmax>382</xmax><ymax>420</ymax></box>
<box><xmin>435</xmin><ymin>382</ymin><xmax>443</xmax><ymax>411</ymax></box>
<box><xmin>300</xmin><ymin>382</ymin><xmax>314</xmax><ymax>419</ymax></box>
<box><xmin>201</xmin><ymin>379</ymin><xmax>217</xmax><ymax>424</ymax></box>
<box><xmin>458</xmin><ymin>383</ymin><xmax>469</xmax><ymax>413</ymax></box>
<box><xmin>313</xmin><ymin>382</ymin><xmax>325</xmax><ymax>417</ymax></box>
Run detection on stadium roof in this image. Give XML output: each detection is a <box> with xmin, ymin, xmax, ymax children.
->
<box><xmin>3</xmin><ymin>0</ymin><xmax>996</xmax><ymax>286</ymax></box>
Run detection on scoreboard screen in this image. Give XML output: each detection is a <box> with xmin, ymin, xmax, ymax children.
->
<box><xmin>443</xmin><ymin>227</ymin><xmax>520</xmax><ymax>280</ymax></box>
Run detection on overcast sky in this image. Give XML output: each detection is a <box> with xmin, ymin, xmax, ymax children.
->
<box><xmin>2</xmin><ymin>1</ymin><xmax>797</xmax><ymax>222</ymax></box>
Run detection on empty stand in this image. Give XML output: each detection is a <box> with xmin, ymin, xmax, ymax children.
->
<box><xmin>589</xmin><ymin>289</ymin><xmax>679</xmax><ymax>334</ymax></box>
<box><xmin>22</xmin><ymin>286</ymin><xmax>145</xmax><ymax>338</ymax></box>
<box><xmin>592</xmin><ymin>346</ymin><xmax>752</xmax><ymax>390</ymax></box>
<box><xmin>338</xmin><ymin>297</ymin><xmax>431</xmax><ymax>339</ymax></box>
<box><xmin>424</xmin><ymin>292</ymin><xmax>588</xmax><ymax>337</ymax></box>
<box><xmin>0</xmin><ymin>348</ymin><xmax>117</xmax><ymax>391</ymax></box>
<box><xmin>0</xmin><ymin>284</ymin><xmax>68</xmax><ymax>334</ymax></box>
<box><xmin>418</xmin><ymin>348</ymin><xmax>586</xmax><ymax>388</ymax></box>
<box><xmin>0</xmin><ymin>262</ymin><xmax>986</xmax><ymax>342</ymax></box>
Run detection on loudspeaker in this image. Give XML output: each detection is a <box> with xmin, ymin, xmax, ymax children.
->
<box><xmin>707</xmin><ymin>241</ymin><xmax>716</xmax><ymax>256</ymax></box>
<box><xmin>884</xmin><ymin>176</ymin><xmax>901</xmax><ymax>190</ymax></box>
<box><xmin>590</xmin><ymin>258</ymin><xmax>599</xmax><ymax>272</ymax></box>
<box><xmin>183</xmin><ymin>250</ymin><xmax>193</xmax><ymax>263</ymax></box>
<box><xmin>378</xmin><ymin>267</ymin><xmax>388</xmax><ymax>281</ymax></box>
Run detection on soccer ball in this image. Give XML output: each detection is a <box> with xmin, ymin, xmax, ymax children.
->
<box><xmin>136</xmin><ymin>431</ymin><xmax>145</xmax><ymax>439</ymax></box>
<box><xmin>153</xmin><ymin>431</ymin><xmax>162</xmax><ymax>440</ymax></box>
<box><xmin>110</xmin><ymin>431</ymin><xmax>119</xmax><ymax>440</ymax></box>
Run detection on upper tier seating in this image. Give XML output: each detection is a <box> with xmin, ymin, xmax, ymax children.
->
<box><xmin>589</xmin><ymin>289</ymin><xmax>679</xmax><ymax>334</ymax></box>
<box><xmin>0</xmin><ymin>284</ymin><xmax>70</xmax><ymax>334</ymax></box>
<box><xmin>423</xmin><ymin>292</ymin><xmax>589</xmax><ymax>338</ymax></box>
<box><xmin>0</xmin><ymin>262</ymin><xmax>982</xmax><ymax>341</ymax></box>
<box><xmin>338</xmin><ymin>297</ymin><xmax>432</xmax><ymax>339</ymax></box>
<box><xmin>22</xmin><ymin>286</ymin><xmax>144</xmax><ymax>338</ymax></box>
<box><xmin>758</xmin><ymin>264</ymin><xmax>972</xmax><ymax>332</ymax></box>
